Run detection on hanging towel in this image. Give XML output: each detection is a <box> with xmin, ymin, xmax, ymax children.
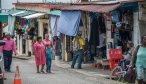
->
<box><xmin>57</xmin><ymin>11</ymin><xmax>81</xmax><ymax>36</ymax></box>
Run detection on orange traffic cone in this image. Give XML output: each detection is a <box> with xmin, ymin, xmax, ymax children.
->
<box><xmin>14</xmin><ymin>66</ymin><xmax>22</xmax><ymax>84</ymax></box>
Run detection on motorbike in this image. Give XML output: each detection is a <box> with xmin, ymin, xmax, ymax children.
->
<box><xmin>0</xmin><ymin>40</ymin><xmax>6</xmax><ymax>84</ymax></box>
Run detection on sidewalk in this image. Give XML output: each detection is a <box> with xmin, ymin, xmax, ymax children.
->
<box><xmin>54</xmin><ymin>61</ymin><xmax>111</xmax><ymax>78</ymax></box>
<box><xmin>54</xmin><ymin>60</ymin><xmax>124</xmax><ymax>84</ymax></box>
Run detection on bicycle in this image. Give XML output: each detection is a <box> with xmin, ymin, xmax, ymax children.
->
<box><xmin>111</xmin><ymin>60</ymin><xmax>129</xmax><ymax>82</ymax></box>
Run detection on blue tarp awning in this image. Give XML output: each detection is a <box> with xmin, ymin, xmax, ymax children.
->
<box><xmin>57</xmin><ymin>11</ymin><xmax>81</xmax><ymax>36</ymax></box>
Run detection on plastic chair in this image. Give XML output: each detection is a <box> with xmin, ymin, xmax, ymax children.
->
<box><xmin>109</xmin><ymin>49</ymin><xmax>122</xmax><ymax>71</ymax></box>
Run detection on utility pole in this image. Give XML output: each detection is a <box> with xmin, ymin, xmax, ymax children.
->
<box><xmin>0</xmin><ymin>22</ymin><xmax>2</xmax><ymax>40</ymax></box>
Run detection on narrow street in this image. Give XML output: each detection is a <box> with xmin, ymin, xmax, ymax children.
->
<box><xmin>4</xmin><ymin>57</ymin><xmax>121</xmax><ymax>84</ymax></box>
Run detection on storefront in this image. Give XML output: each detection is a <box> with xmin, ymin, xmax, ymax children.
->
<box><xmin>5</xmin><ymin>9</ymin><xmax>47</xmax><ymax>55</ymax></box>
<box><xmin>12</xmin><ymin>1</ymin><xmax>144</xmax><ymax>63</ymax></box>
<box><xmin>109</xmin><ymin>3</ymin><xmax>138</xmax><ymax>53</ymax></box>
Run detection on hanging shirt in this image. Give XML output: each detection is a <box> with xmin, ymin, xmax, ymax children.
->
<box><xmin>99</xmin><ymin>33</ymin><xmax>106</xmax><ymax>48</ymax></box>
<box><xmin>114</xmin><ymin>31</ymin><xmax>121</xmax><ymax>44</ymax></box>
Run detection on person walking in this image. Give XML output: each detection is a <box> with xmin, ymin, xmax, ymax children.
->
<box><xmin>130</xmin><ymin>35</ymin><xmax>146</xmax><ymax>84</ymax></box>
<box><xmin>34</xmin><ymin>37</ymin><xmax>46</xmax><ymax>73</ymax></box>
<box><xmin>124</xmin><ymin>41</ymin><xmax>134</xmax><ymax>65</ymax></box>
<box><xmin>71</xmin><ymin>31</ymin><xmax>85</xmax><ymax>69</ymax></box>
<box><xmin>2</xmin><ymin>33</ymin><xmax>16</xmax><ymax>72</ymax></box>
<box><xmin>46</xmin><ymin>45</ymin><xmax>53</xmax><ymax>73</ymax></box>
<box><xmin>43</xmin><ymin>34</ymin><xmax>52</xmax><ymax>48</ymax></box>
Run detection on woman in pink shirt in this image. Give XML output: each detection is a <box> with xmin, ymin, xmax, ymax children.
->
<box><xmin>43</xmin><ymin>34</ymin><xmax>52</xmax><ymax>48</ymax></box>
<box><xmin>34</xmin><ymin>37</ymin><xmax>46</xmax><ymax>73</ymax></box>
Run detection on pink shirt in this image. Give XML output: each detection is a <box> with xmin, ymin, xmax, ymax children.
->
<box><xmin>42</xmin><ymin>39</ymin><xmax>52</xmax><ymax>47</ymax></box>
<box><xmin>2</xmin><ymin>38</ymin><xmax>16</xmax><ymax>54</ymax></box>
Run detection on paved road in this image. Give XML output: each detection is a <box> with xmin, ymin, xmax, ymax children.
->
<box><xmin>4</xmin><ymin>58</ymin><xmax>122</xmax><ymax>84</ymax></box>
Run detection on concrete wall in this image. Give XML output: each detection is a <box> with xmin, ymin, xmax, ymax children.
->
<box><xmin>1</xmin><ymin>0</ymin><xmax>17</xmax><ymax>10</ymax></box>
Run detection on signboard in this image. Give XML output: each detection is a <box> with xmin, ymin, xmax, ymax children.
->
<box><xmin>0</xmin><ymin>13</ymin><xmax>8</xmax><ymax>23</ymax></box>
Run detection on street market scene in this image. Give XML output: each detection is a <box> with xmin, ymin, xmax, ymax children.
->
<box><xmin>0</xmin><ymin>0</ymin><xmax>146</xmax><ymax>84</ymax></box>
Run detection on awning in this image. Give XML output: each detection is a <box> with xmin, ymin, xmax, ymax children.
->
<box><xmin>22</xmin><ymin>13</ymin><xmax>45</xmax><ymax>19</ymax></box>
<box><xmin>48</xmin><ymin>10</ymin><xmax>61</xmax><ymax>16</ymax></box>
<box><xmin>14</xmin><ymin>11</ymin><xmax>35</xmax><ymax>17</ymax></box>
<box><xmin>0</xmin><ymin>12</ymin><xmax>8</xmax><ymax>23</ymax></box>
<box><xmin>11</xmin><ymin>11</ymin><xmax>26</xmax><ymax>16</ymax></box>
<box><xmin>57</xmin><ymin>4</ymin><xmax>121</xmax><ymax>13</ymax></box>
<box><xmin>7</xmin><ymin>10</ymin><xmax>25</xmax><ymax>16</ymax></box>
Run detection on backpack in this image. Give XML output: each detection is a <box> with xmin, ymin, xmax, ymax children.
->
<box><xmin>73</xmin><ymin>37</ymin><xmax>80</xmax><ymax>51</ymax></box>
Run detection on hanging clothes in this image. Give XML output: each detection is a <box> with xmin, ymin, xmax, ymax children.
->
<box><xmin>89</xmin><ymin>13</ymin><xmax>99</xmax><ymax>47</ymax></box>
<box><xmin>54</xmin><ymin>37</ymin><xmax>61</xmax><ymax>56</ymax></box>
<box><xmin>50</xmin><ymin>16</ymin><xmax>60</xmax><ymax>37</ymax></box>
<box><xmin>57</xmin><ymin>11</ymin><xmax>81</xmax><ymax>36</ymax></box>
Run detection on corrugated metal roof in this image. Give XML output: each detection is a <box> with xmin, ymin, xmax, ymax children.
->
<box><xmin>16</xmin><ymin>11</ymin><xmax>36</xmax><ymax>17</ymax></box>
<box><xmin>57</xmin><ymin>4</ymin><xmax>121</xmax><ymax>13</ymax></box>
<box><xmin>7</xmin><ymin>10</ymin><xmax>23</xmax><ymax>15</ymax></box>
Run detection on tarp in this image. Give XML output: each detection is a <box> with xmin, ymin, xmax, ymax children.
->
<box><xmin>57</xmin><ymin>11</ymin><xmax>81</xmax><ymax>36</ymax></box>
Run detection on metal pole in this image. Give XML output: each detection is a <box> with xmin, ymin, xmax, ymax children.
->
<box><xmin>0</xmin><ymin>0</ymin><xmax>2</xmax><ymax>40</ymax></box>
<box><xmin>0</xmin><ymin>22</ymin><xmax>2</xmax><ymax>40</ymax></box>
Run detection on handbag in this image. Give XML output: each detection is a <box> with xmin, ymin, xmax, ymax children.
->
<box><xmin>124</xmin><ymin>45</ymin><xmax>140</xmax><ymax>83</ymax></box>
<box><xmin>124</xmin><ymin>68</ymin><xmax>136</xmax><ymax>83</ymax></box>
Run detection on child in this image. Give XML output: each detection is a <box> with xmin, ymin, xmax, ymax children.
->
<box><xmin>46</xmin><ymin>45</ymin><xmax>53</xmax><ymax>73</ymax></box>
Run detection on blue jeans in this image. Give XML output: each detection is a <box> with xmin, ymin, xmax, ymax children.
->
<box><xmin>3</xmin><ymin>50</ymin><xmax>13</xmax><ymax>71</ymax></box>
<box><xmin>46</xmin><ymin>58</ymin><xmax>52</xmax><ymax>72</ymax></box>
<box><xmin>71</xmin><ymin>50</ymin><xmax>83</xmax><ymax>68</ymax></box>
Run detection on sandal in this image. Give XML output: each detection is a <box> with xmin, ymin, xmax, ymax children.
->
<box><xmin>41</xmin><ymin>71</ymin><xmax>46</xmax><ymax>74</ymax></box>
<box><xmin>36</xmin><ymin>71</ymin><xmax>40</xmax><ymax>73</ymax></box>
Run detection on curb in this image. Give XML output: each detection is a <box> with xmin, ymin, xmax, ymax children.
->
<box><xmin>54</xmin><ymin>61</ymin><xmax>124</xmax><ymax>84</ymax></box>
<box><xmin>13</xmin><ymin>56</ymin><xmax>31</xmax><ymax>60</ymax></box>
